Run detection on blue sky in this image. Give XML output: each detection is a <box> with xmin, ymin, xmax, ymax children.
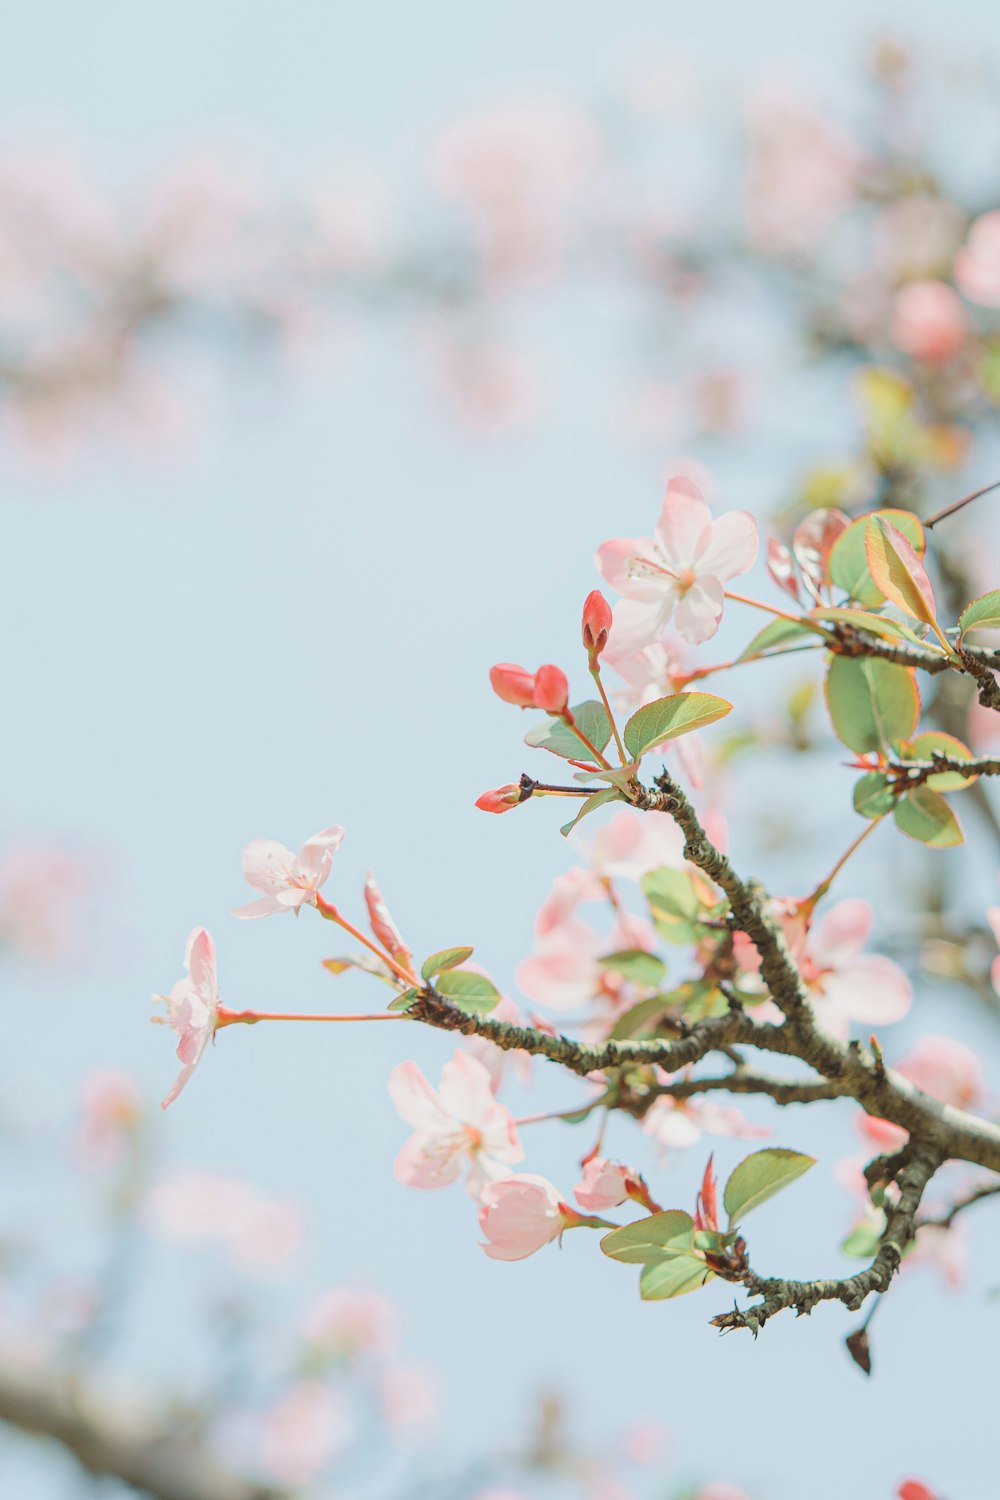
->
<box><xmin>2</xmin><ymin>5</ymin><xmax>999</xmax><ymax>1497</ymax></box>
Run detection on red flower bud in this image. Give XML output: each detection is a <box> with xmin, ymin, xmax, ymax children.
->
<box><xmin>582</xmin><ymin>589</ymin><xmax>613</xmax><ymax>658</ymax></box>
<box><xmin>489</xmin><ymin>662</ymin><xmax>536</xmax><ymax>708</ymax></box>
<box><xmin>475</xmin><ymin>783</ymin><xmax>525</xmax><ymax>814</ymax></box>
<box><xmin>532</xmin><ymin>664</ymin><xmax>569</xmax><ymax>714</ymax></box>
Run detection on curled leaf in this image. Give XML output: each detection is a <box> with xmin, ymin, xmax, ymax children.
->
<box><xmin>864</xmin><ymin>516</ymin><xmax>938</xmax><ymax>628</ymax></box>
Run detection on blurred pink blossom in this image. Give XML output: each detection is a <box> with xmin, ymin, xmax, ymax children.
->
<box><xmin>954</xmin><ymin>210</ymin><xmax>1000</xmax><ymax>307</ymax></box>
<box><xmin>145</xmin><ymin>1173</ymin><xmax>303</xmax><ymax>1270</ymax></box>
<box><xmin>303</xmin><ymin>1287</ymin><xmax>397</xmax><ymax>1360</ymax></box>
<box><xmin>890</xmin><ymin>281</ymin><xmax>968</xmax><ymax>365</ymax></box>
<box><xmin>261</xmin><ymin>1379</ymin><xmax>353</xmax><ymax>1485</ymax></box>
<box><xmin>75</xmin><ymin>1069</ymin><xmax>143</xmax><ymax>1168</ymax></box>
<box><xmin>388</xmin><ymin>1052</ymin><xmax>523</xmax><ymax>1197</ymax></box>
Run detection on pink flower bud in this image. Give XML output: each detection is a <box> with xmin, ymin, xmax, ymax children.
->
<box><xmin>489</xmin><ymin>662</ymin><xmax>536</xmax><ymax>707</ymax></box>
<box><xmin>479</xmin><ymin>1174</ymin><xmax>570</xmax><ymax>1260</ymax></box>
<box><xmin>898</xmin><ymin>1484</ymin><xmax>939</xmax><ymax>1500</ymax></box>
<box><xmin>573</xmin><ymin>1157</ymin><xmax>632</xmax><ymax>1212</ymax></box>
<box><xmin>475</xmin><ymin>784</ymin><xmax>525</xmax><ymax>814</ymax></box>
<box><xmin>532</xmin><ymin>664</ymin><xmax>569</xmax><ymax>714</ymax></box>
<box><xmin>364</xmin><ymin>872</ymin><xmax>412</xmax><ymax>965</ymax></box>
<box><xmin>581</xmin><ymin>589</ymin><xmax>613</xmax><ymax>658</ymax></box>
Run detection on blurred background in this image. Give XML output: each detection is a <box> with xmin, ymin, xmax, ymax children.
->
<box><xmin>3</xmin><ymin>3</ymin><xmax>1000</xmax><ymax>1497</ymax></box>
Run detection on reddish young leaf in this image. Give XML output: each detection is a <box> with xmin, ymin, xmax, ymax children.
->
<box><xmin>864</xmin><ymin>516</ymin><xmax>938</xmax><ymax>627</ymax></box>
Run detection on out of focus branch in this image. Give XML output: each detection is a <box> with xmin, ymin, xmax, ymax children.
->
<box><xmin>0</xmin><ymin>1349</ymin><xmax>287</xmax><ymax>1500</ymax></box>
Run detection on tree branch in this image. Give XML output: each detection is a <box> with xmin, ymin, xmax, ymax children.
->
<box><xmin>710</xmin><ymin>1146</ymin><xmax>943</xmax><ymax>1334</ymax></box>
<box><xmin>0</xmin><ymin>1348</ymin><xmax>286</xmax><ymax>1500</ymax></box>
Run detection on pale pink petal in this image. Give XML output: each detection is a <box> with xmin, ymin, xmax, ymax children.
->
<box><xmin>654</xmin><ymin>480</ymin><xmax>712</xmax><ymax>568</ymax></box>
<box><xmin>672</xmin><ymin>576</ymin><xmax>724</xmax><ymax>644</ymax></box>
<box><xmin>275</xmin><ymin>887</ymin><xmax>314</xmax><ymax>909</ymax></box>
<box><xmin>437</xmin><ymin>1051</ymin><xmax>501</xmax><ymax>1124</ymax></box>
<box><xmin>185</xmin><ymin>927</ymin><xmax>217</xmax><ymax>998</ymax></box>
<box><xmin>809</xmin><ymin>898</ymin><xmax>873</xmax><ymax>967</ymax></box>
<box><xmin>242</xmin><ymin>838</ymin><xmax>295</xmax><ymax>896</ymax></box>
<box><xmin>387</xmin><ymin>1061</ymin><xmax>452</xmax><ymax>1133</ymax></box>
<box><xmin>696</xmin><ymin>511</ymin><xmax>759</xmax><ymax>580</ymax></box>
<box><xmin>161</xmin><ymin>1062</ymin><xmax>196</xmax><ymax>1110</ymax></box>
<box><xmin>393</xmin><ymin>1135</ymin><xmax>464</xmax><ymax>1190</ymax></box>
<box><xmin>607</xmin><ymin>596</ymin><xmax>672</xmax><ymax>654</ymax></box>
<box><xmin>233</xmin><ymin>894</ymin><xmax>286</xmax><ymax>920</ymax></box>
<box><xmin>821</xmin><ymin>956</ymin><xmax>912</xmax><ymax>1027</ymax></box>
<box><xmin>595</xmin><ymin>536</ymin><xmax>654</xmax><ymax>595</ymax></box>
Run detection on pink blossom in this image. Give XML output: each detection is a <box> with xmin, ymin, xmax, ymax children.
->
<box><xmin>479</xmin><ymin>1174</ymin><xmax>571</xmax><ymax>1260</ymax></box>
<box><xmin>574</xmin><ymin>1157</ymin><xmax>637</xmax><ymax>1211</ymax></box>
<box><xmin>388</xmin><ymin>1052</ymin><xmax>523</xmax><ymax>1197</ymax></box>
<box><xmin>643</xmin><ymin>1094</ymin><xmax>768</xmax><ymax>1151</ymax></box>
<box><xmin>987</xmin><ymin>905</ymin><xmax>1000</xmax><ymax>995</ymax></box>
<box><xmin>379</xmin><ymin>1364</ymin><xmax>439</xmax><ymax>1432</ymax></box>
<box><xmin>890</xmin><ymin>281</ymin><xmax>968</xmax><ymax>365</ymax></box>
<box><xmin>954</xmin><ymin>210</ymin><xmax>1000</xmax><ymax>307</ymax></box>
<box><xmin>737</xmin><ymin>898</ymin><xmax>912</xmax><ymax>1039</ymax></box>
<box><xmin>145</xmin><ymin>1173</ymin><xmax>303</xmax><ymax>1269</ymax></box>
<box><xmin>261</xmin><ymin>1380</ymin><xmax>352</xmax><ymax>1485</ymax></box>
<box><xmin>517</xmin><ymin>912</ymin><xmax>655</xmax><ymax>1014</ymax></box>
<box><xmin>0</xmin><ymin>841</ymin><xmax>94</xmax><ymax>964</ymax></box>
<box><xmin>744</xmin><ymin>92</ymin><xmax>860</xmax><ymax>256</ymax></box>
<box><xmin>535</xmin><ymin>809</ymin><xmax>684</xmax><ymax>934</ymax></box>
<box><xmin>692</xmin><ymin>1487</ymin><xmax>753</xmax><ymax>1500</ymax></box>
<box><xmin>303</xmin><ymin>1287</ymin><xmax>396</xmax><ymax>1359</ymax></box>
<box><xmin>75</xmin><ymin>1070</ymin><xmax>142</xmax><ymax>1167</ymax></box>
<box><xmin>151</xmin><ymin>927</ymin><xmax>221</xmax><ymax>1108</ymax></box>
<box><xmin>596</xmin><ymin>477</ymin><xmax>757</xmax><ymax>648</ymax></box>
<box><xmin>233</xmin><ymin>825</ymin><xmax>344</xmax><ymax>919</ymax></box>
<box><xmin>907</xmin><ymin>1221</ymin><xmax>967</xmax><ymax>1291</ymax></box>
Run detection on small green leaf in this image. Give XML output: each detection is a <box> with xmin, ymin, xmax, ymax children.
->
<box><xmin>905</xmin><ymin>731</ymin><xmax>975</xmax><ymax>791</ymax></box>
<box><xmin>641</xmin><ymin>867</ymin><xmax>704</xmax><ymax>945</ymax></box>
<box><xmin>559</xmin><ymin>787</ymin><xmax>621</xmax><ymax>838</ymax></box>
<box><xmin>893</xmin><ymin>786</ymin><xmax>964</xmax><ymax>848</ymax></box>
<box><xmin>824</xmin><ymin>655</ymin><xmax>920</xmax><ymax>754</ymax></box>
<box><xmin>420</xmin><ymin>947</ymin><xmax>474</xmax><ymax>981</ymax></box>
<box><xmin>958</xmin><ymin>588</ymin><xmax>1000</xmax><ymax>640</ymax></box>
<box><xmin>387</xmin><ymin>987</ymin><xmax>421</xmax><ymax>1011</ymax></box>
<box><xmin>865</xmin><ymin>516</ymin><xmax>938</xmax><ymax>628</ymax></box>
<box><xmin>808</xmin><ymin>606</ymin><xmax>925</xmax><ymax>644</ymax></box>
<box><xmin>853</xmin><ymin>771</ymin><xmax>895</xmax><ymax>819</ymax></box>
<box><xmin>600</xmin><ymin>1210</ymin><xmax>695</xmax><ymax>1265</ymax></box>
<box><xmin>623</xmin><ymin>693</ymin><xmax>732</xmax><ymax>760</ymax></box>
<box><xmin>597</xmin><ymin>950</ymin><xmax>666</xmax><ymax>986</ymax></box>
<box><xmin>433</xmin><ymin>968</ymin><xmax>500</xmax><ymax>1014</ymax></box>
<box><xmin>829</xmin><ymin>509</ymin><xmax>925</xmax><ymax>606</ymax></box>
<box><xmin>607</xmin><ymin>993</ymin><xmax>678</xmax><ymax>1040</ymax></box>
<box><xmin>842</xmin><ymin>1218</ymin><xmax>885</xmax><ymax>1259</ymax></box>
<box><xmin>525</xmin><ymin>700</ymin><xmax>611</xmax><ymax>763</ymax></box>
<box><xmin>723</xmin><ymin>1148</ymin><xmax>816</xmax><ymax>1228</ymax></box>
<box><xmin>639</xmin><ymin>1257</ymin><xmax>714</xmax><ymax>1300</ymax></box>
<box><xmin>737</xmin><ymin>617</ymin><xmax>822</xmax><ymax>660</ymax></box>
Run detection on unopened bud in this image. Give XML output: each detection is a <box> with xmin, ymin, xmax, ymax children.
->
<box><xmin>489</xmin><ymin>662</ymin><xmax>536</xmax><ymax>708</ymax></box>
<box><xmin>475</xmin><ymin>783</ymin><xmax>526</xmax><ymax>814</ymax></box>
<box><xmin>532</xmin><ymin>664</ymin><xmax>569</xmax><ymax>715</ymax></box>
<box><xmin>581</xmin><ymin>589</ymin><xmax>613</xmax><ymax>659</ymax></box>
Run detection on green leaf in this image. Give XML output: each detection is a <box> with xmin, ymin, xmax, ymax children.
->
<box><xmin>639</xmin><ymin>1257</ymin><xmax>714</xmax><ymax>1300</ymax></box>
<box><xmin>387</xmin><ymin>987</ymin><xmax>421</xmax><ymax>1011</ymax></box>
<box><xmin>808</xmin><ymin>606</ymin><xmax>926</xmax><ymax>645</ymax></box>
<box><xmin>607</xmin><ymin>993</ymin><xmax>678</xmax><ymax>1040</ymax></box>
<box><xmin>641</xmin><ymin>867</ymin><xmax>704</xmax><ymax>945</ymax></box>
<box><xmin>824</xmin><ymin>655</ymin><xmax>920</xmax><ymax>754</ymax></box>
<box><xmin>433</xmin><ymin>968</ymin><xmax>500</xmax><ymax>1014</ymax></box>
<box><xmin>865</xmin><ymin>516</ymin><xmax>938</xmax><ymax>627</ymax></box>
<box><xmin>905</xmin><ymin>731</ymin><xmax>976</xmax><ymax>792</ymax></box>
<box><xmin>853</xmin><ymin>771</ymin><xmax>895</xmax><ymax>819</ymax></box>
<box><xmin>525</xmin><ymin>700</ymin><xmax>611</xmax><ymax>763</ymax></box>
<box><xmin>893</xmin><ymin>786</ymin><xmax>964</xmax><ymax>848</ymax></box>
<box><xmin>600</xmin><ymin>1210</ymin><xmax>695</xmax><ymax>1265</ymax></box>
<box><xmin>958</xmin><ymin>588</ymin><xmax>1000</xmax><ymax>640</ymax></box>
<box><xmin>737</xmin><ymin>617</ymin><xmax>822</xmax><ymax>660</ymax></box>
<box><xmin>829</xmin><ymin>509</ymin><xmax>925</xmax><ymax>606</ymax></box>
<box><xmin>723</xmin><ymin>1148</ymin><xmax>816</xmax><ymax>1228</ymax></box>
<box><xmin>322</xmin><ymin>952</ymin><xmax>394</xmax><ymax>983</ymax></box>
<box><xmin>597</xmin><ymin>950</ymin><xmax>666</xmax><ymax>987</ymax></box>
<box><xmin>559</xmin><ymin>787</ymin><xmax>621</xmax><ymax>838</ymax></box>
<box><xmin>623</xmin><ymin>693</ymin><xmax>732</xmax><ymax>760</ymax></box>
<box><xmin>842</xmin><ymin>1218</ymin><xmax>885</xmax><ymax>1259</ymax></box>
<box><xmin>420</xmin><ymin>947</ymin><xmax>474</xmax><ymax>981</ymax></box>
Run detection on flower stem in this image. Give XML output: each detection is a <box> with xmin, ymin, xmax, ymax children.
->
<box><xmin>803</xmin><ymin>816</ymin><xmax>884</xmax><ymax>911</ymax></box>
<box><xmin>562</xmin><ymin>713</ymin><xmax>613</xmax><ymax>769</ymax></box>
<box><xmin>589</xmin><ymin>664</ymin><xmax>629</xmax><ymax>766</ymax></box>
<box><xmin>315</xmin><ymin>897</ymin><xmax>420</xmax><ymax>987</ymax></box>
<box><xmin>216</xmin><ymin>1006</ymin><xmax>408</xmax><ymax>1027</ymax></box>
<box><xmin>724</xmin><ymin>588</ymin><xmax>834</xmax><ymax>639</ymax></box>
